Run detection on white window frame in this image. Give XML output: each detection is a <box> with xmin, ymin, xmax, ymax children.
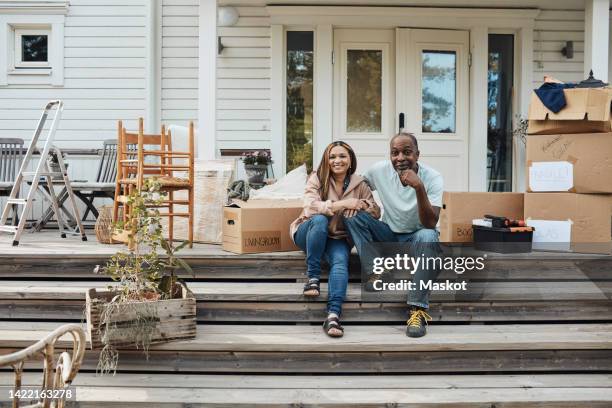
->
<box><xmin>271</xmin><ymin>26</ymin><xmax>318</xmax><ymax>176</ymax></box>
<box><xmin>0</xmin><ymin>1</ymin><xmax>68</xmax><ymax>86</ymax></box>
<box><xmin>13</xmin><ymin>27</ymin><xmax>51</xmax><ymax>69</ymax></box>
<box><xmin>284</xmin><ymin>28</ymin><xmax>316</xmax><ymax>174</ymax></box>
<box><xmin>340</xmin><ymin>42</ymin><xmax>390</xmax><ymax>139</ymax></box>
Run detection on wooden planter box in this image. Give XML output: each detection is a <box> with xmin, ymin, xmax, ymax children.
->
<box><xmin>86</xmin><ymin>283</ymin><xmax>196</xmax><ymax>350</ymax></box>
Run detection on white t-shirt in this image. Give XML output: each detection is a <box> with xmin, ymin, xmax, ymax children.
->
<box><xmin>363</xmin><ymin>160</ymin><xmax>443</xmax><ymax>233</ymax></box>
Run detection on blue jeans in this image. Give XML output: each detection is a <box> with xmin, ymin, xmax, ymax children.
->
<box><xmin>343</xmin><ymin>211</ymin><xmax>441</xmax><ymax>309</ymax></box>
<box><xmin>294</xmin><ymin>215</ymin><xmax>351</xmax><ymax>315</ymax></box>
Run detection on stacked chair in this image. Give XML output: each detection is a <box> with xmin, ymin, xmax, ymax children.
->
<box><xmin>113</xmin><ymin>118</ymin><xmax>194</xmax><ymax>247</ymax></box>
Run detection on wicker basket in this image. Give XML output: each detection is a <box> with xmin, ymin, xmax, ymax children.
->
<box><xmin>95</xmin><ymin>205</ymin><xmax>120</xmax><ymax>244</ymax></box>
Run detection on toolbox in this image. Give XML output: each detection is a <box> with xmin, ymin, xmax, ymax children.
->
<box><xmin>472</xmin><ymin>225</ymin><xmax>534</xmax><ymax>254</ymax></box>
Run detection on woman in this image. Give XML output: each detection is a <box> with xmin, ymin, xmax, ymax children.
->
<box><xmin>290</xmin><ymin>141</ymin><xmax>380</xmax><ymax>337</ymax></box>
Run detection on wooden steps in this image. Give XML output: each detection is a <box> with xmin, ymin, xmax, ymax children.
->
<box><xmin>2</xmin><ymin>257</ymin><xmax>611</xmax><ymax>280</ymax></box>
<box><xmin>3</xmin><ymin>321</ymin><xmax>612</xmax><ymax>351</ymax></box>
<box><xmin>2</xmin><ymin>322</ymin><xmax>612</xmax><ymax>374</ymax></box>
<box><xmin>1</xmin><ymin>280</ymin><xmax>611</xmax><ymax>324</ymax></box>
<box><xmin>2</xmin><ymin>373</ymin><xmax>612</xmax><ymax>407</ymax></box>
<box><xmin>0</xmin><ymin>236</ymin><xmax>611</xmax><ymax>405</ymax></box>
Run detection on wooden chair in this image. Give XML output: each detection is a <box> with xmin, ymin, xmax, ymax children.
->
<box><xmin>0</xmin><ymin>323</ymin><xmax>85</xmax><ymax>408</ymax></box>
<box><xmin>1</xmin><ymin>138</ymin><xmax>25</xmax><ymax>225</ymax></box>
<box><xmin>69</xmin><ymin>139</ymin><xmax>118</xmax><ymax>220</ymax></box>
<box><xmin>113</xmin><ymin>118</ymin><xmax>194</xmax><ymax>246</ymax></box>
<box><xmin>0</xmin><ymin>138</ymin><xmax>24</xmax><ymax>196</ymax></box>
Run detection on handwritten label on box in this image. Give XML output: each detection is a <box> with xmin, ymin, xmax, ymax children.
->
<box><xmin>526</xmin><ymin>219</ymin><xmax>572</xmax><ymax>251</ymax></box>
<box><xmin>529</xmin><ymin>161</ymin><xmax>573</xmax><ymax>192</ymax></box>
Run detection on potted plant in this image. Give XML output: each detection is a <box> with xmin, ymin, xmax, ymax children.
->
<box><xmin>86</xmin><ymin>178</ymin><xmax>196</xmax><ymax>375</ymax></box>
<box><xmin>241</xmin><ymin>150</ymin><xmax>272</xmax><ymax>184</ymax></box>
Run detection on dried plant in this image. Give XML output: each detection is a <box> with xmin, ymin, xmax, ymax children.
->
<box><xmin>513</xmin><ymin>115</ymin><xmax>529</xmax><ymax>146</ymax></box>
<box><xmin>92</xmin><ymin>178</ymin><xmax>193</xmax><ymax>375</ymax></box>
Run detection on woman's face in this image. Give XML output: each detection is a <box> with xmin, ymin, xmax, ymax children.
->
<box><xmin>328</xmin><ymin>145</ymin><xmax>351</xmax><ymax>176</ymax></box>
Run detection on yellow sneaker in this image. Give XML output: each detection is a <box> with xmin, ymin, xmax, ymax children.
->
<box><xmin>406</xmin><ymin>308</ymin><xmax>432</xmax><ymax>338</ymax></box>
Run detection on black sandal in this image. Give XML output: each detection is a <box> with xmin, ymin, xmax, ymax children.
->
<box><xmin>303</xmin><ymin>278</ymin><xmax>320</xmax><ymax>297</ymax></box>
<box><xmin>323</xmin><ymin>316</ymin><xmax>344</xmax><ymax>338</ymax></box>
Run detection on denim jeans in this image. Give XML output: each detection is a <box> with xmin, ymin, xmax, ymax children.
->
<box><xmin>294</xmin><ymin>214</ymin><xmax>351</xmax><ymax>315</ymax></box>
<box><xmin>343</xmin><ymin>211</ymin><xmax>441</xmax><ymax>309</ymax></box>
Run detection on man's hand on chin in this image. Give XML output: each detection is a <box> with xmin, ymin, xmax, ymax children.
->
<box><xmin>399</xmin><ymin>169</ymin><xmax>423</xmax><ymax>189</ymax></box>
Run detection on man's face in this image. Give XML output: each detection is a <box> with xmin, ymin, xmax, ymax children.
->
<box><xmin>390</xmin><ymin>136</ymin><xmax>419</xmax><ymax>172</ymax></box>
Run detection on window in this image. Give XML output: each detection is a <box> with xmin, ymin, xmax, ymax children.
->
<box><xmin>421</xmin><ymin>50</ymin><xmax>456</xmax><ymax>133</ymax></box>
<box><xmin>14</xmin><ymin>28</ymin><xmax>50</xmax><ymax>68</ymax></box>
<box><xmin>0</xmin><ymin>2</ymin><xmax>67</xmax><ymax>86</ymax></box>
<box><xmin>346</xmin><ymin>50</ymin><xmax>382</xmax><ymax>133</ymax></box>
<box><xmin>487</xmin><ymin>34</ymin><xmax>514</xmax><ymax>192</ymax></box>
<box><xmin>286</xmin><ymin>31</ymin><xmax>314</xmax><ymax>172</ymax></box>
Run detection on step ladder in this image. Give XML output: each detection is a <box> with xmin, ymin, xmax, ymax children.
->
<box><xmin>0</xmin><ymin>100</ymin><xmax>87</xmax><ymax>246</ymax></box>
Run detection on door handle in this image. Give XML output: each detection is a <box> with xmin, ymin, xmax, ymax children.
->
<box><xmin>399</xmin><ymin>113</ymin><xmax>405</xmax><ymax>132</ymax></box>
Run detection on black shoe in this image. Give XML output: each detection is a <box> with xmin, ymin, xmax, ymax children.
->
<box><xmin>303</xmin><ymin>278</ymin><xmax>320</xmax><ymax>297</ymax></box>
<box><xmin>406</xmin><ymin>308</ymin><xmax>432</xmax><ymax>338</ymax></box>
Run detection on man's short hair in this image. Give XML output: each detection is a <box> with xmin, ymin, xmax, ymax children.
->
<box><xmin>390</xmin><ymin>132</ymin><xmax>418</xmax><ymax>150</ymax></box>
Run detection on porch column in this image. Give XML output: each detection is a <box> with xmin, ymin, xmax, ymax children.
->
<box><xmin>270</xmin><ymin>24</ymin><xmax>284</xmax><ymax>176</ymax></box>
<box><xmin>313</xmin><ymin>24</ymin><xmax>333</xmax><ymax>171</ymax></box>
<box><xmin>516</xmin><ymin>26</ymin><xmax>534</xmax><ymax>193</ymax></box>
<box><xmin>584</xmin><ymin>0</ymin><xmax>609</xmax><ymax>81</ymax></box>
<box><xmin>469</xmin><ymin>26</ymin><xmax>488</xmax><ymax>192</ymax></box>
<box><xmin>198</xmin><ymin>0</ymin><xmax>217</xmax><ymax>159</ymax></box>
<box><xmin>145</xmin><ymin>0</ymin><xmax>162</xmax><ymax>133</ymax></box>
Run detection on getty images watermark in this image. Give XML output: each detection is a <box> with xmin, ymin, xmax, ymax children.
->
<box><xmin>358</xmin><ymin>241</ymin><xmax>612</xmax><ymax>304</ymax></box>
<box><xmin>369</xmin><ymin>252</ymin><xmax>485</xmax><ymax>291</ymax></box>
<box><xmin>359</xmin><ymin>242</ymin><xmax>488</xmax><ymax>301</ymax></box>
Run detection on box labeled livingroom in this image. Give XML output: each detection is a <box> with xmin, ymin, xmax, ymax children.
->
<box><xmin>526</xmin><ymin>132</ymin><xmax>612</xmax><ymax>193</ymax></box>
<box><xmin>222</xmin><ymin>199</ymin><xmax>303</xmax><ymax>254</ymax></box>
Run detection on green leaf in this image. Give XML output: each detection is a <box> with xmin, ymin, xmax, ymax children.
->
<box><xmin>175</xmin><ymin>240</ymin><xmax>190</xmax><ymax>251</ymax></box>
<box><xmin>176</xmin><ymin>258</ymin><xmax>194</xmax><ymax>277</ymax></box>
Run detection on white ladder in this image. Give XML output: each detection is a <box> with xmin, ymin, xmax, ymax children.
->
<box><xmin>0</xmin><ymin>100</ymin><xmax>87</xmax><ymax>246</ymax></box>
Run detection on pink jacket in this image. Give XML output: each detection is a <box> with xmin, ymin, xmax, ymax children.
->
<box><xmin>290</xmin><ymin>173</ymin><xmax>381</xmax><ymax>241</ymax></box>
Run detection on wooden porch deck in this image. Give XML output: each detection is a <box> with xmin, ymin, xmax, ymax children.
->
<box><xmin>0</xmin><ymin>232</ymin><xmax>611</xmax><ymax>406</ymax></box>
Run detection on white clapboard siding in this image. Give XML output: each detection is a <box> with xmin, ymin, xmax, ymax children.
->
<box><xmin>533</xmin><ymin>9</ymin><xmax>585</xmax><ymax>87</ymax></box>
<box><xmin>0</xmin><ymin>1</ymin><xmax>147</xmax><ymax>220</ymax></box>
<box><xmin>215</xmin><ymin>5</ymin><xmax>271</xmax><ymax>151</ymax></box>
<box><xmin>0</xmin><ymin>1</ymin><xmax>146</xmax><ymax>147</ymax></box>
<box><xmin>161</xmin><ymin>0</ymin><xmax>199</xmax><ymax>127</ymax></box>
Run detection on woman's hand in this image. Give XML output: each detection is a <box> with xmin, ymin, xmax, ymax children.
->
<box><xmin>331</xmin><ymin>198</ymin><xmax>367</xmax><ymax>213</ymax></box>
<box><xmin>343</xmin><ymin>198</ymin><xmax>368</xmax><ymax>210</ymax></box>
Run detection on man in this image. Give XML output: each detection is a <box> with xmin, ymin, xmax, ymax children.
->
<box><xmin>343</xmin><ymin>132</ymin><xmax>443</xmax><ymax>338</ymax></box>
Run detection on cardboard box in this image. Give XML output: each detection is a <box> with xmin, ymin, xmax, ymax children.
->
<box><xmin>526</xmin><ymin>132</ymin><xmax>612</xmax><ymax>193</ymax></box>
<box><xmin>222</xmin><ymin>199</ymin><xmax>303</xmax><ymax>254</ymax></box>
<box><xmin>439</xmin><ymin>192</ymin><xmax>524</xmax><ymax>243</ymax></box>
<box><xmin>524</xmin><ymin>193</ymin><xmax>611</xmax><ymax>254</ymax></box>
<box><xmin>527</xmin><ymin>87</ymin><xmax>612</xmax><ymax>135</ymax></box>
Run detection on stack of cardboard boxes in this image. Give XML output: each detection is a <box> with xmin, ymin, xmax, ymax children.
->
<box><xmin>524</xmin><ymin>87</ymin><xmax>612</xmax><ymax>253</ymax></box>
<box><xmin>441</xmin><ymin>86</ymin><xmax>612</xmax><ymax>253</ymax></box>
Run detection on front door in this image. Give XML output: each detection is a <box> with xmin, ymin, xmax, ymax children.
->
<box><xmin>333</xmin><ymin>28</ymin><xmax>469</xmax><ymax>190</ymax></box>
<box><xmin>396</xmin><ymin>29</ymin><xmax>470</xmax><ymax>191</ymax></box>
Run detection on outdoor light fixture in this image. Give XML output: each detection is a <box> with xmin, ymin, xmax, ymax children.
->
<box><xmin>217</xmin><ymin>6</ymin><xmax>239</xmax><ymax>55</ymax></box>
<box><xmin>561</xmin><ymin>41</ymin><xmax>574</xmax><ymax>59</ymax></box>
<box><xmin>217</xmin><ymin>6</ymin><xmax>239</xmax><ymax>27</ymax></box>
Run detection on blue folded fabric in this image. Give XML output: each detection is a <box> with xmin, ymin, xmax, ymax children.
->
<box><xmin>534</xmin><ymin>82</ymin><xmax>576</xmax><ymax>113</ymax></box>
